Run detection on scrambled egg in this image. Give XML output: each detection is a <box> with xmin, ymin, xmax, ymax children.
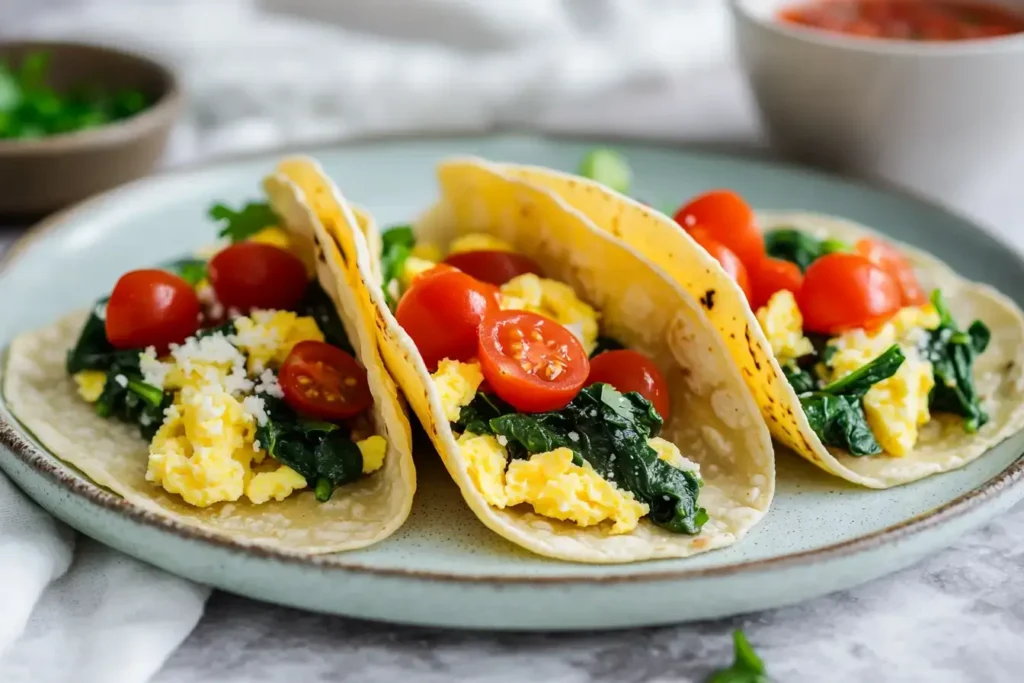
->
<box><xmin>231</xmin><ymin>310</ymin><xmax>324</xmax><ymax>373</ymax></box>
<box><xmin>74</xmin><ymin>370</ymin><xmax>107</xmax><ymax>403</ymax></box>
<box><xmin>448</xmin><ymin>233</ymin><xmax>514</xmax><ymax>254</ymax></box>
<box><xmin>411</xmin><ymin>242</ymin><xmax>444</xmax><ymax>262</ymax></box>
<box><xmin>499</xmin><ymin>274</ymin><xmax>600</xmax><ymax>354</ymax></box>
<box><xmin>400</xmin><ymin>256</ymin><xmax>440</xmax><ymax>289</ymax></box>
<box><xmin>827</xmin><ymin>305</ymin><xmax>939</xmax><ymax>456</ymax></box>
<box><xmin>458</xmin><ymin>432</ymin><xmax>511</xmax><ymax>507</ymax></box>
<box><xmin>246</xmin><ymin>465</ymin><xmax>307</xmax><ymax>504</ymax></box>
<box><xmin>756</xmin><ymin>290</ymin><xmax>814</xmax><ymax>362</ymax></box>
<box><xmin>431</xmin><ymin>359</ymin><xmax>484</xmax><ymax>422</ymax></box>
<box><xmin>357</xmin><ymin>435</ymin><xmax>388</xmax><ymax>474</ymax></box>
<box><xmin>247</xmin><ymin>226</ymin><xmax>291</xmax><ymax>250</ymax></box>
<box><xmin>649</xmin><ymin>436</ymin><xmax>701</xmax><ymax>477</ymax></box>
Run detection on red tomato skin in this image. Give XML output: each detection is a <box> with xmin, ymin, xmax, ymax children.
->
<box><xmin>749</xmin><ymin>257</ymin><xmax>804</xmax><ymax>310</ymax></box>
<box><xmin>105</xmin><ymin>269</ymin><xmax>201</xmax><ymax>351</ymax></box>
<box><xmin>588</xmin><ymin>350</ymin><xmax>670</xmax><ymax>420</ymax></box>
<box><xmin>411</xmin><ymin>263</ymin><xmax>458</xmax><ymax>285</ymax></box>
<box><xmin>674</xmin><ymin>190</ymin><xmax>764</xmax><ymax>267</ymax></box>
<box><xmin>278</xmin><ymin>341</ymin><xmax>372</xmax><ymax>420</ymax></box>
<box><xmin>688</xmin><ymin>227</ymin><xmax>753</xmax><ymax>303</ymax></box>
<box><xmin>442</xmin><ymin>250</ymin><xmax>542</xmax><ymax>286</ymax></box>
<box><xmin>396</xmin><ymin>271</ymin><xmax>500</xmax><ymax>371</ymax></box>
<box><xmin>855</xmin><ymin>237</ymin><xmax>927</xmax><ymax>306</ymax></box>
<box><xmin>477</xmin><ymin>310</ymin><xmax>590</xmax><ymax>413</ymax></box>
<box><xmin>208</xmin><ymin>242</ymin><xmax>308</xmax><ymax>313</ymax></box>
<box><xmin>796</xmin><ymin>253</ymin><xmax>901</xmax><ymax>335</ymax></box>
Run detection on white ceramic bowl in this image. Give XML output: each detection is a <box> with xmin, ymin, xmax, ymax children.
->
<box><xmin>730</xmin><ymin>0</ymin><xmax>1024</xmax><ymax>200</ymax></box>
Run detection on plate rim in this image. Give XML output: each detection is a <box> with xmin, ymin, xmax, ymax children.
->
<box><xmin>2</xmin><ymin>131</ymin><xmax>1023</xmax><ymax>584</ymax></box>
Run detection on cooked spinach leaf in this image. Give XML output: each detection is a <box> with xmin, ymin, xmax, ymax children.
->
<box><xmin>475</xmin><ymin>384</ymin><xmax>706</xmax><ymax>534</ymax></box>
<box><xmin>920</xmin><ymin>289</ymin><xmax>991</xmax><ymax>432</ymax></box>
<box><xmin>706</xmin><ymin>630</ymin><xmax>770</xmax><ymax>683</ymax></box>
<box><xmin>782</xmin><ymin>363</ymin><xmax>818</xmax><ymax>394</ymax></box>
<box><xmin>590</xmin><ymin>336</ymin><xmax>626</xmax><ymax>358</ymax></box>
<box><xmin>256</xmin><ymin>395</ymin><xmax>363</xmax><ymax>502</ymax></box>
<box><xmin>208</xmin><ymin>201</ymin><xmax>279</xmax><ymax>242</ymax></box>
<box><xmin>455</xmin><ymin>393</ymin><xmax>515</xmax><ymax>436</ymax></box>
<box><xmin>764</xmin><ymin>228</ymin><xmax>849</xmax><ymax>272</ymax></box>
<box><xmin>95</xmin><ymin>368</ymin><xmax>171</xmax><ymax>441</ymax></box>
<box><xmin>577</xmin><ymin>148</ymin><xmax>632</xmax><ymax>195</ymax></box>
<box><xmin>797</xmin><ymin>344</ymin><xmax>905</xmax><ymax>456</ymax></box>
<box><xmin>296</xmin><ymin>280</ymin><xmax>353</xmax><ymax>355</ymax></box>
<box><xmin>164</xmin><ymin>257</ymin><xmax>207</xmax><ymax>287</ymax></box>
<box><xmin>66</xmin><ymin>298</ymin><xmax>116</xmax><ymax>374</ymax></box>
<box><xmin>379</xmin><ymin>224</ymin><xmax>415</xmax><ymax>309</ymax></box>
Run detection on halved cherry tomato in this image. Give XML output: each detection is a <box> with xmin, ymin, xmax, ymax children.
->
<box><xmin>588</xmin><ymin>349</ymin><xmax>670</xmax><ymax>420</ymax></box>
<box><xmin>208</xmin><ymin>242</ymin><xmax>308</xmax><ymax>313</ymax></box>
<box><xmin>797</xmin><ymin>253</ymin><xmax>901</xmax><ymax>334</ymax></box>
<box><xmin>749</xmin><ymin>256</ymin><xmax>804</xmax><ymax>310</ymax></box>
<box><xmin>855</xmin><ymin>237</ymin><xmax>926</xmax><ymax>306</ymax></box>
<box><xmin>279</xmin><ymin>340</ymin><xmax>372</xmax><ymax>420</ymax></box>
<box><xmin>442</xmin><ymin>250</ymin><xmax>542</xmax><ymax>286</ymax></box>
<box><xmin>689</xmin><ymin>227</ymin><xmax>753</xmax><ymax>303</ymax></box>
<box><xmin>477</xmin><ymin>310</ymin><xmax>589</xmax><ymax>413</ymax></box>
<box><xmin>396</xmin><ymin>270</ymin><xmax>500</xmax><ymax>371</ymax></box>
<box><xmin>674</xmin><ymin>190</ymin><xmax>764</xmax><ymax>267</ymax></box>
<box><xmin>106</xmin><ymin>269</ymin><xmax>201</xmax><ymax>351</ymax></box>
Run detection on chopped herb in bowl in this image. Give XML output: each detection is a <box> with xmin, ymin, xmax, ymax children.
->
<box><xmin>0</xmin><ymin>51</ymin><xmax>151</xmax><ymax>140</ymax></box>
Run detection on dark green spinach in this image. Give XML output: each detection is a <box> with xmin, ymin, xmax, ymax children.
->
<box><xmin>379</xmin><ymin>224</ymin><xmax>416</xmax><ymax>309</ymax></box>
<box><xmin>798</xmin><ymin>344</ymin><xmax>905</xmax><ymax>456</ymax></box>
<box><xmin>459</xmin><ymin>384</ymin><xmax>707</xmax><ymax>535</ymax></box>
<box><xmin>920</xmin><ymin>289</ymin><xmax>991</xmax><ymax>432</ymax></box>
<box><xmin>296</xmin><ymin>281</ymin><xmax>353</xmax><ymax>354</ymax></box>
<box><xmin>764</xmin><ymin>228</ymin><xmax>849</xmax><ymax>272</ymax></box>
<box><xmin>256</xmin><ymin>395</ymin><xmax>363</xmax><ymax>502</ymax></box>
<box><xmin>705</xmin><ymin>630</ymin><xmax>770</xmax><ymax>683</ymax></box>
<box><xmin>208</xmin><ymin>201</ymin><xmax>279</xmax><ymax>242</ymax></box>
<box><xmin>782</xmin><ymin>363</ymin><xmax>818</xmax><ymax>394</ymax></box>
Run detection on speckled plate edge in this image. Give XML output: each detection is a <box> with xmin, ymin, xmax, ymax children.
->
<box><xmin>0</xmin><ymin>133</ymin><xmax>1023</xmax><ymax>591</ymax></box>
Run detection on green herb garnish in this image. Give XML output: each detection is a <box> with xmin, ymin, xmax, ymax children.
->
<box><xmin>920</xmin><ymin>289</ymin><xmax>991</xmax><ymax>432</ymax></box>
<box><xmin>764</xmin><ymin>228</ymin><xmax>849</xmax><ymax>272</ymax></box>
<box><xmin>208</xmin><ymin>202</ymin><xmax>279</xmax><ymax>242</ymax></box>
<box><xmin>0</xmin><ymin>51</ymin><xmax>150</xmax><ymax>140</ymax></box>
<box><xmin>379</xmin><ymin>224</ymin><xmax>416</xmax><ymax>309</ymax></box>
<box><xmin>577</xmin><ymin>148</ymin><xmax>632</xmax><ymax>195</ymax></box>
<box><xmin>797</xmin><ymin>344</ymin><xmax>905</xmax><ymax>456</ymax></box>
<box><xmin>456</xmin><ymin>384</ymin><xmax>707</xmax><ymax>534</ymax></box>
<box><xmin>164</xmin><ymin>258</ymin><xmax>208</xmax><ymax>287</ymax></box>
<box><xmin>706</xmin><ymin>630</ymin><xmax>770</xmax><ymax>683</ymax></box>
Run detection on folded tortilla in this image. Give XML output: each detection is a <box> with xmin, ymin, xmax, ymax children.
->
<box><xmin>280</xmin><ymin>157</ymin><xmax>775</xmax><ymax>563</ymax></box>
<box><xmin>492</xmin><ymin>160</ymin><xmax>1024</xmax><ymax>488</ymax></box>
<box><xmin>2</xmin><ymin>164</ymin><xmax>416</xmax><ymax>553</ymax></box>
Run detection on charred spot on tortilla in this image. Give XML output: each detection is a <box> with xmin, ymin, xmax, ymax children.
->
<box><xmin>700</xmin><ymin>289</ymin><xmax>716</xmax><ymax>311</ymax></box>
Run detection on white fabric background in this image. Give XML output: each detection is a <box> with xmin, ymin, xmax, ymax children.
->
<box><xmin>2</xmin><ymin>1</ymin><xmax>1023</xmax><ymax>682</ymax></box>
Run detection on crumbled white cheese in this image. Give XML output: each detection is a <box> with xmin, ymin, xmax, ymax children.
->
<box><xmin>496</xmin><ymin>435</ymin><xmax>509</xmax><ymax>447</ymax></box>
<box><xmin>242</xmin><ymin>395</ymin><xmax>269</xmax><ymax>427</ymax></box>
<box><xmin>113</xmin><ymin>374</ymin><xmax>128</xmax><ymax>388</ymax></box>
<box><xmin>139</xmin><ymin>346</ymin><xmax>172</xmax><ymax>389</ymax></box>
<box><xmin>254</xmin><ymin>369</ymin><xmax>284</xmax><ymax>398</ymax></box>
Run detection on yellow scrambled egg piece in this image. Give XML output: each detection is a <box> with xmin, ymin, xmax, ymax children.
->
<box><xmin>756</xmin><ymin>290</ymin><xmax>814</xmax><ymax>362</ymax></box>
<box><xmin>505</xmin><ymin>448</ymin><xmax>649</xmax><ymax>534</ymax></box>
<box><xmin>411</xmin><ymin>242</ymin><xmax>444</xmax><ymax>262</ymax></box>
<box><xmin>357</xmin><ymin>435</ymin><xmax>388</xmax><ymax>474</ymax></box>
<box><xmin>827</xmin><ymin>305</ymin><xmax>938</xmax><ymax>456</ymax></box>
<box><xmin>73</xmin><ymin>371</ymin><xmax>107</xmax><ymax>403</ymax></box>
<box><xmin>499</xmin><ymin>273</ymin><xmax>600</xmax><ymax>354</ymax></box>
<box><xmin>146</xmin><ymin>382</ymin><xmax>260</xmax><ymax>508</ymax></box>
<box><xmin>458</xmin><ymin>432</ymin><xmax>510</xmax><ymax>507</ymax></box>
<box><xmin>648</xmin><ymin>436</ymin><xmax>701</xmax><ymax>476</ymax></box>
<box><xmin>401</xmin><ymin>256</ymin><xmax>439</xmax><ymax>289</ymax></box>
<box><xmin>231</xmin><ymin>311</ymin><xmax>324</xmax><ymax>373</ymax></box>
<box><xmin>247</xmin><ymin>226</ymin><xmax>291</xmax><ymax>250</ymax></box>
<box><xmin>246</xmin><ymin>465</ymin><xmax>307</xmax><ymax>504</ymax></box>
<box><xmin>431</xmin><ymin>359</ymin><xmax>484</xmax><ymax>422</ymax></box>
<box><xmin>448</xmin><ymin>233</ymin><xmax>515</xmax><ymax>254</ymax></box>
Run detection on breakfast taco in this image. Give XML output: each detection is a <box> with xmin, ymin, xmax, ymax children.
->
<box><xmin>277</xmin><ymin>157</ymin><xmax>775</xmax><ymax>564</ymax></box>
<box><xmin>491</xmin><ymin>157</ymin><xmax>1024</xmax><ymax>488</ymax></box>
<box><xmin>3</xmin><ymin>160</ymin><xmax>416</xmax><ymax>553</ymax></box>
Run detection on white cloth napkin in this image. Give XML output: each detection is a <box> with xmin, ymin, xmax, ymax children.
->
<box><xmin>2</xmin><ymin>2</ymin><xmax>732</xmax><ymax>682</ymax></box>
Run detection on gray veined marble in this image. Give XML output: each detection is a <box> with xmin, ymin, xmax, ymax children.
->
<box><xmin>151</xmin><ymin>500</ymin><xmax>1024</xmax><ymax>683</ymax></box>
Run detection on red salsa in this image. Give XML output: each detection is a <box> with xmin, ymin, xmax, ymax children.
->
<box><xmin>779</xmin><ymin>1</ymin><xmax>1024</xmax><ymax>40</ymax></box>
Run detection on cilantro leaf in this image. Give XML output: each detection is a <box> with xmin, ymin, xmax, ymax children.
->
<box><xmin>208</xmin><ymin>201</ymin><xmax>279</xmax><ymax>242</ymax></box>
<box><xmin>706</xmin><ymin>630</ymin><xmax>770</xmax><ymax>683</ymax></box>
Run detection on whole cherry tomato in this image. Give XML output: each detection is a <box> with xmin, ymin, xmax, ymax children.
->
<box><xmin>279</xmin><ymin>341</ymin><xmax>372</xmax><ymax>420</ymax></box>
<box><xmin>208</xmin><ymin>242</ymin><xmax>308</xmax><ymax>313</ymax></box>
<box><xmin>443</xmin><ymin>250</ymin><xmax>542</xmax><ymax>286</ymax></box>
<box><xmin>587</xmin><ymin>349</ymin><xmax>670</xmax><ymax>420</ymax></box>
<box><xmin>855</xmin><ymin>237</ymin><xmax>926</xmax><ymax>306</ymax></box>
<box><xmin>749</xmin><ymin>256</ymin><xmax>804</xmax><ymax>310</ymax></box>
<box><xmin>105</xmin><ymin>269</ymin><xmax>201</xmax><ymax>351</ymax></box>
<box><xmin>689</xmin><ymin>226</ymin><xmax>753</xmax><ymax>303</ymax></box>
<box><xmin>674</xmin><ymin>190</ymin><xmax>764</xmax><ymax>267</ymax></box>
<box><xmin>797</xmin><ymin>253</ymin><xmax>901</xmax><ymax>334</ymax></box>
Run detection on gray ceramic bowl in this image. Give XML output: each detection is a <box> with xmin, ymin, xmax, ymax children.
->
<box><xmin>731</xmin><ymin>0</ymin><xmax>1024</xmax><ymax>200</ymax></box>
<box><xmin>0</xmin><ymin>41</ymin><xmax>182</xmax><ymax>216</ymax></box>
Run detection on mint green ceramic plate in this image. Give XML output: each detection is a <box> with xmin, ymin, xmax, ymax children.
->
<box><xmin>2</xmin><ymin>135</ymin><xmax>1023</xmax><ymax>630</ymax></box>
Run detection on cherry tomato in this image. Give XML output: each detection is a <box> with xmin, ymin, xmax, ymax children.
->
<box><xmin>411</xmin><ymin>263</ymin><xmax>458</xmax><ymax>285</ymax></box>
<box><xmin>588</xmin><ymin>350</ymin><xmax>670</xmax><ymax>420</ymax></box>
<box><xmin>105</xmin><ymin>269</ymin><xmax>201</xmax><ymax>351</ymax></box>
<box><xmin>797</xmin><ymin>253</ymin><xmax>901</xmax><ymax>334</ymax></box>
<box><xmin>855</xmin><ymin>237</ymin><xmax>926</xmax><ymax>306</ymax></box>
<box><xmin>477</xmin><ymin>310</ymin><xmax>589</xmax><ymax>413</ymax></box>
<box><xmin>208</xmin><ymin>242</ymin><xmax>308</xmax><ymax>313</ymax></box>
<box><xmin>689</xmin><ymin>227</ymin><xmax>753</xmax><ymax>303</ymax></box>
<box><xmin>279</xmin><ymin>341</ymin><xmax>373</xmax><ymax>420</ymax></box>
<box><xmin>442</xmin><ymin>250</ymin><xmax>542</xmax><ymax>286</ymax></box>
<box><xmin>396</xmin><ymin>270</ymin><xmax>500</xmax><ymax>371</ymax></box>
<box><xmin>749</xmin><ymin>256</ymin><xmax>804</xmax><ymax>310</ymax></box>
<box><xmin>674</xmin><ymin>190</ymin><xmax>764</xmax><ymax>267</ymax></box>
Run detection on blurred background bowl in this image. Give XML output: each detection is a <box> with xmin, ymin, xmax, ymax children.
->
<box><xmin>0</xmin><ymin>41</ymin><xmax>181</xmax><ymax>217</ymax></box>
<box><xmin>730</xmin><ymin>0</ymin><xmax>1024</xmax><ymax>200</ymax></box>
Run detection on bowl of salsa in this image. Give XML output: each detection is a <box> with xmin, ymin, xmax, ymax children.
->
<box><xmin>730</xmin><ymin>0</ymin><xmax>1024</xmax><ymax>201</ymax></box>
